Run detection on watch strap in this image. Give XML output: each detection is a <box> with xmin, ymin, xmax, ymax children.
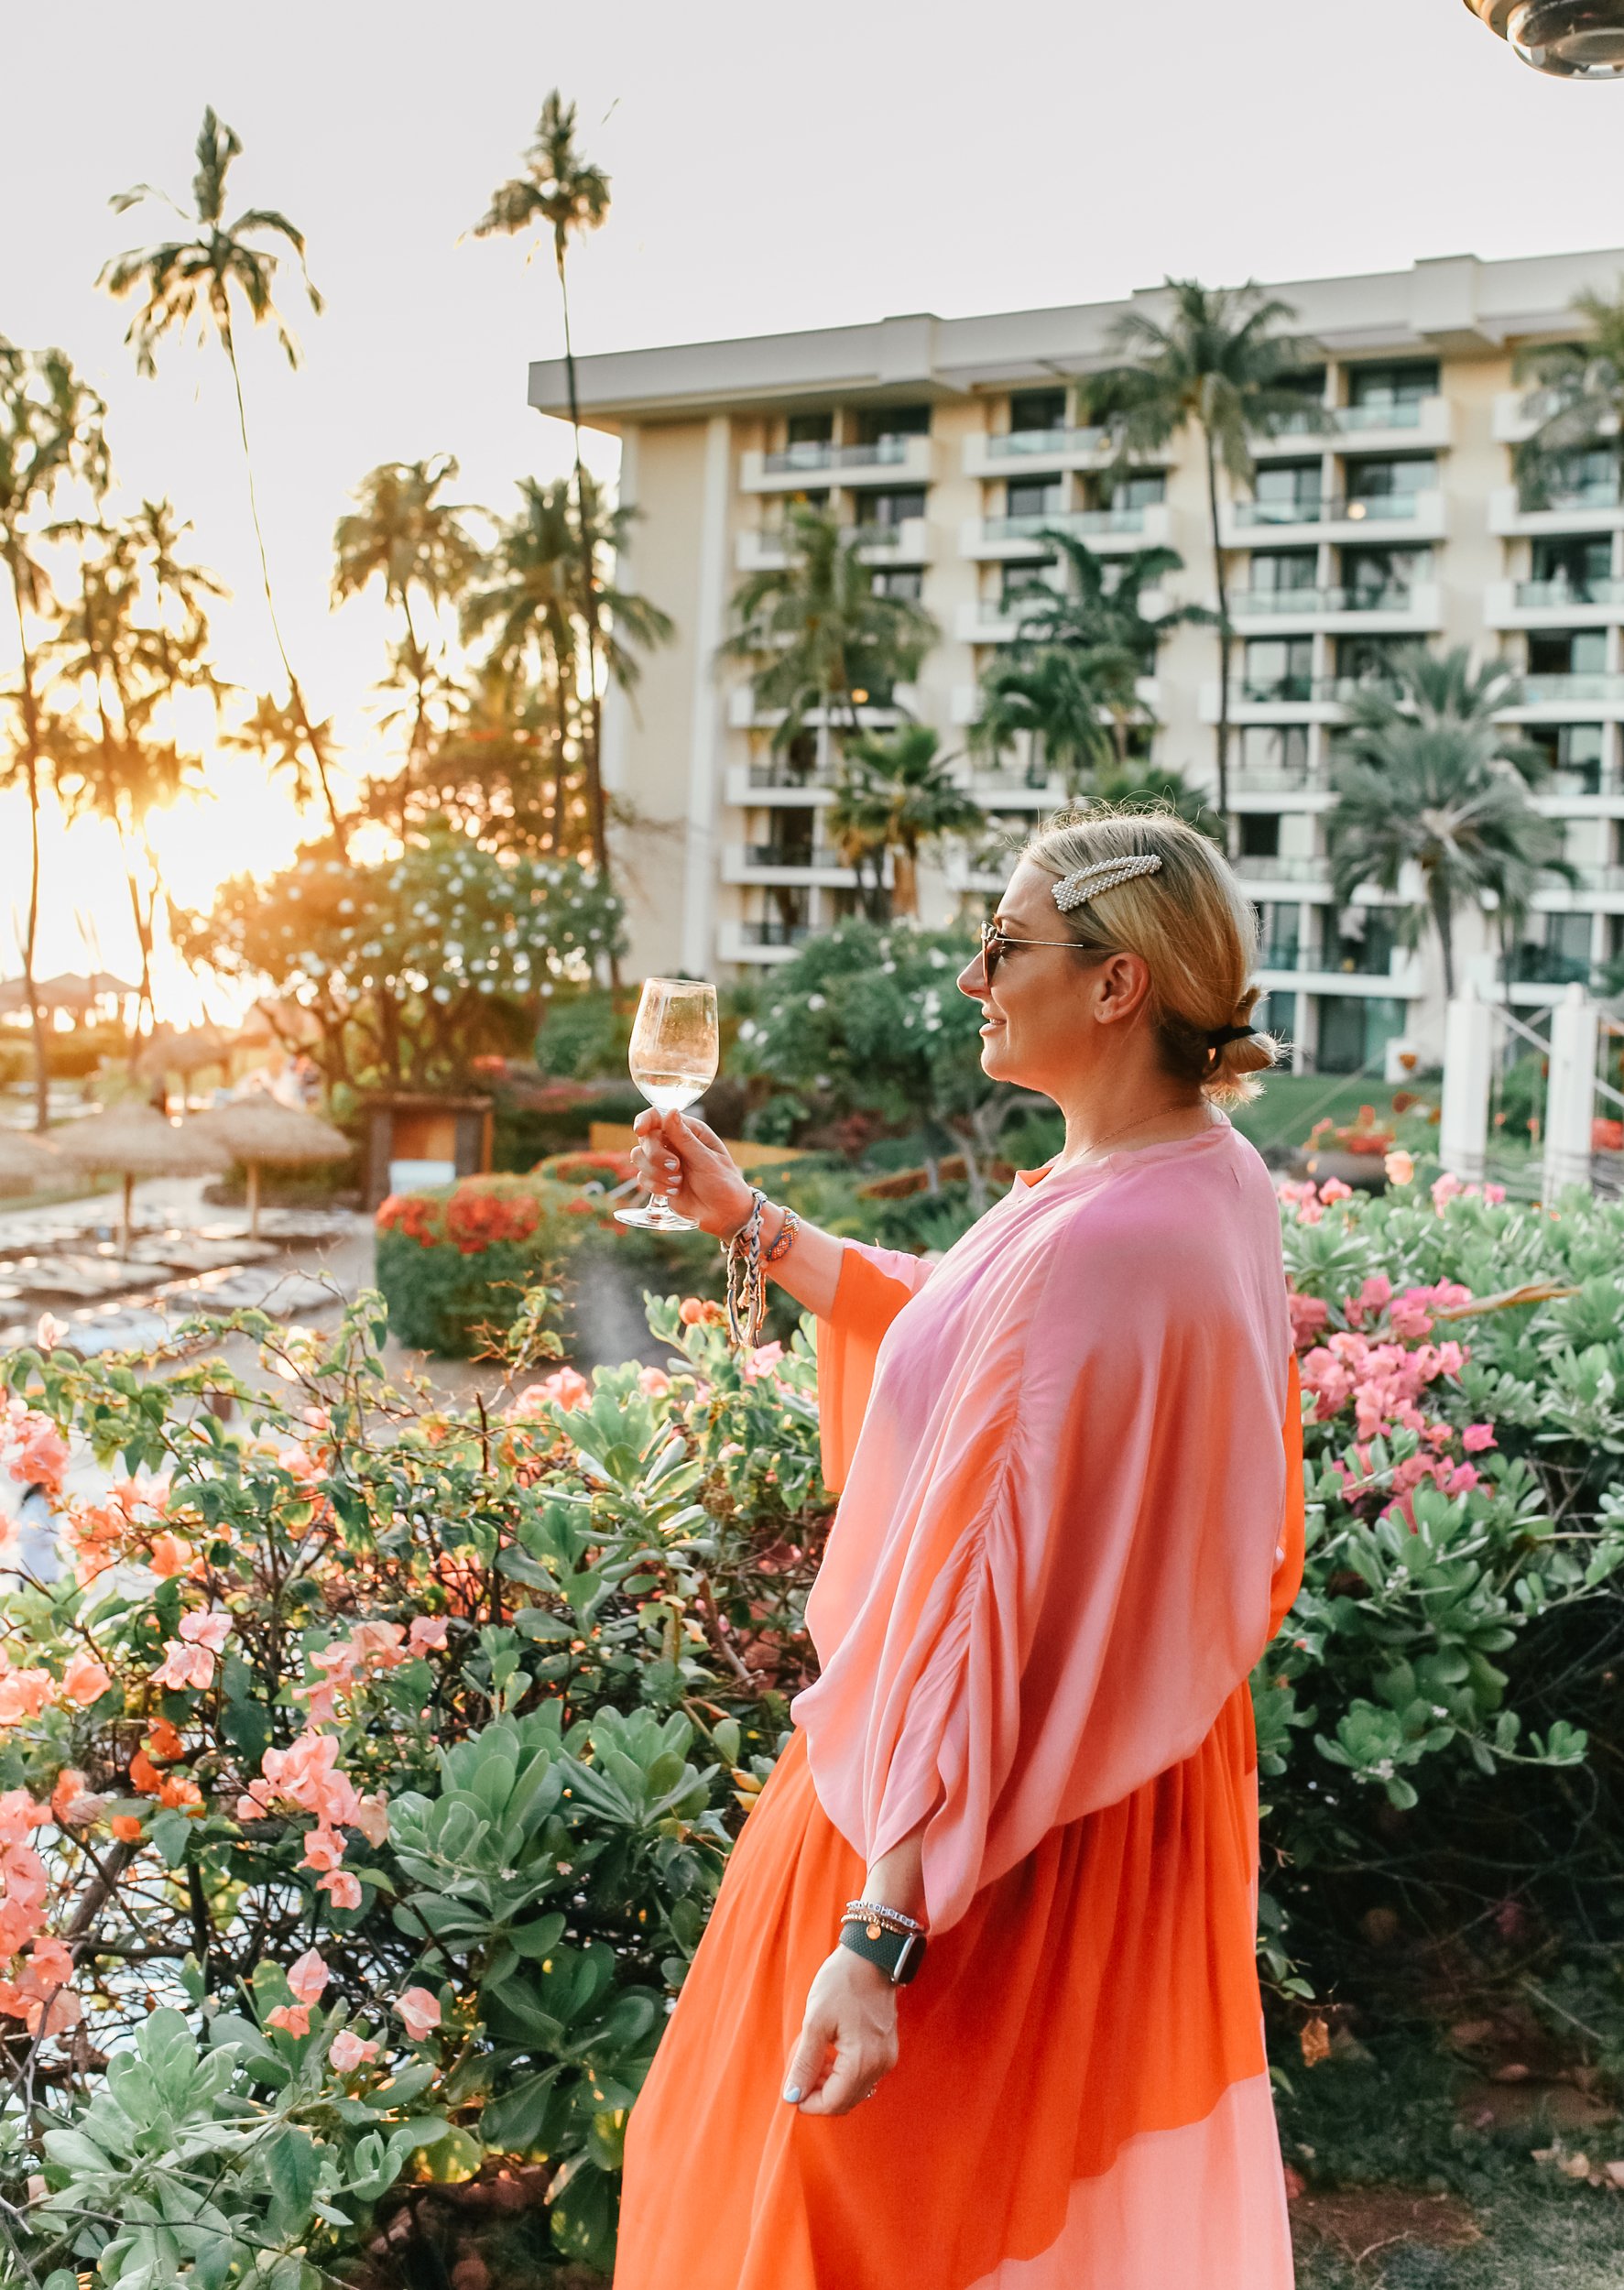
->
<box><xmin>839</xmin><ymin>1918</ymin><xmax>925</xmax><ymax>1985</ymax></box>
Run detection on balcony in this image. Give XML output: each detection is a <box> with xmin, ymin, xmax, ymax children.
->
<box><xmin>1228</xmin><ymin>583</ymin><xmax>1440</xmax><ymax>633</ymax></box>
<box><xmin>1499</xmin><ymin>673</ymin><xmax>1624</xmax><ymax>716</ymax></box>
<box><xmin>1200</xmin><ymin>680</ymin><xmax>1342</xmax><ymax>725</ymax></box>
<box><xmin>1229</xmin><ymin>853</ymin><xmax>1333</xmax><ymax>887</ymax></box>
<box><xmin>1488</xmin><ymin>485</ymin><xmax>1624</xmax><ymax>538</ymax></box>
<box><xmin>726</xmin><ymin>682</ymin><xmax>914</xmax><ymax>731</ymax></box>
<box><xmin>740</xmin><ymin>434</ymin><xmax>932</xmax><ymax>492</ymax></box>
<box><xmin>717</xmin><ymin>917</ymin><xmax>816</xmax><ymax>965</ymax></box>
<box><xmin>960</xmin><ymin>503</ymin><xmax>1172</xmax><ymax>559</ymax></box>
<box><xmin>736</xmin><ymin>516</ymin><xmax>930</xmax><ymax>572</ymax></box>
<box><xmin>962</xmin><ymin>426</ymin><xmax>1113</xmax><ymax>478</ymax></box>
<box><xmin>724</xmin><ymin>763</ymin><xmax>838</xmax><ymax>805</ymax></box>
<box><xmin>1222</xmin><ymin>490</ymin><xmax>1444</xmax><ymax>547</ymax></box>
<box><xmin>1485</xmin><ymin>576</ymin><xmax>1624</xmax><ymax>628</ymax></box>
<box><xmin>1232</xmin><ymin>764</ymin><xmax>1331</xmax><ymax>800</ymax></box>
<box><xmin>723</xmin><ymin>844</ymin><xmax>856</xmax><ymax>884</ymax></box>
<box><xmin>954</xmin><ymin>678</ymin><xmax>1161</xmax><ymax>726</ymax></box>
<box><xmin>1493</xmin><ymin>388</ymin><xmax>1619</xmax><ymax>445</ymax></box>
<box><xmin>1251</xmin><ymin>397</ymin><xmax>1452</xmax><ymax>456</ymax></box>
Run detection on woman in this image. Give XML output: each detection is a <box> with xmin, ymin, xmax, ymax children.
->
<box><xmin>612</xmin><ymin>811</ymin><xmax>1303</xmax><ymax>2289</ymax></box>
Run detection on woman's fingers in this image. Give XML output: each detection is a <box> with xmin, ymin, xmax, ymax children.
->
<box><xmin>794</xmin><ymin>2033</ymin><xmax>892</xmax><ymax>2116</ymax></box>
<box><xmin>781</xmin><ymin>2014</ymin><xmax>833</xmax><ymax>2108</ymax></box>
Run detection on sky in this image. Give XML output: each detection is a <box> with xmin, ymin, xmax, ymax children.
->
<box><xmin>3</xmin><ymin>0</ymin><xmax>1624</xmax><ymax>1015</ymax></box>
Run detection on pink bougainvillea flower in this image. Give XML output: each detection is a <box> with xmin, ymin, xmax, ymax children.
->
<box><xmin>409</xmin><ymin>1616</ymin><xmax>449</xmax><ymax>1655</ymax></box>
<box><xmin>354</xmin><ymin>1793</ymin><xmax>390</xmax><ymax>1848</ymax></box>
<box><xmin>49</xmin><ymin>1770</ymin><xmax>104</xmax><ymax>1828</ymax></box>
<box><xmin>1481</xmin><ymin>1182</ymin><xmax>1507</xmax><ymax>1205</ymax></box>
<box><xmin>178</xmin><ymin>1611</ymin><xmax>232</xmax><ymax>1654</ymax></box>
<box><xmin>267</xmin><ymin>2003</ymin><xmax>311</xmax><ymax>2037</ymax></box>
<box><xmin>0</xmin><ymin>1668</ymin><xmax>54</xmax><ymax>1726</ymax></box>
<box><xmin>638</xmin><ymin>1366</ymin><xmax>671</xmax><ymax>1399</ymax></box>
<box><xmin>300</xmin><ymin>1826</ymin><xmax>345</xmax><ymax>1872</ymax></box>
<box><xmin>329</xmin><ymin>2028</ymin><xmax>380</xmax><ymax>2073</ymax></box>
<box><xmin>319</xmin><ymin>1870</ymin><xmax>363</xmax><ymax>1910</ymax></box>
<box><xmin>34</xmin><ymin>1314</ymin><xmax>68</xmax><ymax>1354</ymax></box>
<box><xmin>396</xmin><ymin>1986</ymin><xmax>442</xmax><ymax>2041</ymax></box>
<box><xmin>1316</xmin><ymin>1177</ymin><xmax>1353</xmax><ymax>1205</ymax></box>
<box><xmin>287</xmin><ymin>1948</ymin><xmax>330</xmax><ymax>2006</ymax></box>
<box><xmin>508</xmin><ymin>1366</ymin><xmax>592</xmax><ymax>1420</ymax></box>
<box><xmin>1431</xmin><ymin>1171</ymin><xmax>1465</xmax><ymax>1210</ymax></box>
<box><xmin>151</xmin><ymin>1640</ymin><xmax>215</xmax><ymax>1693</ymax></box>
<box><xmin>0</xmin><ymin>1399</ymin><xmax>69</xmax><ymax>1500</ymax></box>
<box><xmin>1384</xmin><ymin>1150</ymin><xmax>1415</xmax><ymax>1187</ymax></box>
<box><xmin>147</xmin><ymin>1532</ymin><xmax>196</xmax><ymax>1580</ymax></box>
<box><xmin>743</xmin><ymin>1342</ymin><xmax>785</xmax><ymax>1383</ymax></box>
<box><xmin>60</xmin><ymin>1651</ymin><xmax>111</xmax><ymax>1708</ymax></box>
<box><xmin>1462</xmin><ymin>1422</ymin><xmax>1498</xmax><ymax>1453</ymax></box>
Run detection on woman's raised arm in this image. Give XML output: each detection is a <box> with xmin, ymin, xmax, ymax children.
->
<box><xmin>627</xmin><ymin>1107</ymin><xmax>847</xmax><ymax>1319</ymax></box>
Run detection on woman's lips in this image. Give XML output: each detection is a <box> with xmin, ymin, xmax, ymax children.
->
<box><xmin>979</xmin><ymin>1018</ymin><xmax>1004</xmax><ymax>1035</ymax></box>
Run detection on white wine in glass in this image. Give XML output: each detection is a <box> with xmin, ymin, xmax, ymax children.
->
<box><xmin>616</xmin><ymin>976</ymin><xmax>720</xmax><ymax>1231</ymax></box>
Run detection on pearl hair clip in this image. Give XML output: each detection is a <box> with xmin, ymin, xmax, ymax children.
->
<box><xmin>1052</xmin><ymin>854</ymin><xmax>1163</xmax><ymax>912</ymax></box>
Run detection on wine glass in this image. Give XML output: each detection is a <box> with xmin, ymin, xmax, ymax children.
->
<box><xmin>616</xmin><ymin>976</ymin><xmax>720</xmax><ymax>1231</ymax></box>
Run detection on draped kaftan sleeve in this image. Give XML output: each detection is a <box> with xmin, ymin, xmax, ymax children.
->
<box><xmin>814</xmin><ymin>1240</ymin><xmax>934</xmax><ymax>1493</ymax></box>
<box><xmin>792</xmin><ymin>1131</ymin><xmax>1299</xmax><ymax>1936</ymax></box>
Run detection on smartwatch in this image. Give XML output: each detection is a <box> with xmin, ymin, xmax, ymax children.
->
<box><xmin>839</xmin><ymin>1918</ymin><xmax>926</xmax><ymax>1985</ymax></box>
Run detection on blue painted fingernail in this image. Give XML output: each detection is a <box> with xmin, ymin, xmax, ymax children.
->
<box><xmin>783</xmin><ymin>2085</ymin><xmax>801</xmax><ymax>2104</ymax></box>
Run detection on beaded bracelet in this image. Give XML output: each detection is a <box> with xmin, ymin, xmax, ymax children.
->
<box><xmin>842</xmin><ymin>1897</ymin><xmax>927</xmax><ymax>1937</ymax></box>
<box><xmin>764</xmin><ymin>1204</ymin><xmax>801</xmax><ymax>1265</ymax></box>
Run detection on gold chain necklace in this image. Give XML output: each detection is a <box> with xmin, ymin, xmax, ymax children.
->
<box><xmin>1059</xmin><ymin>1106</ymin><xmax>1214</xmax><ymax>1169</ymax></box>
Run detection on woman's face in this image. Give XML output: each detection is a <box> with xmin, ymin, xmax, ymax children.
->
<box><xmin>954</xmin><ymin>859</ymin><xmax>1150</xmax><ymax>1096</ymax></box>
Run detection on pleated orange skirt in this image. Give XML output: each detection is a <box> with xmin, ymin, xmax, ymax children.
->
<box><xmin>614</xmin><ymin>1685</ymin><xmax>1294</xmax><ymax>2287</ymax></box>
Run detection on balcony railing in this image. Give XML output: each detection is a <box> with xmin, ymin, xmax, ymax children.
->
<box><xmin>747</xmin><ymin>762</ymin><xmax>839</xmax><ymax>791</ymax></box>
<box><xmin>1520</xmin><ymin>483</ymin><xmax>1624</xmax><ymax>514</ymax></box>
<box><xmin>1338</xmin><ymin>398</ymin><xmax>1428</xmax><ymax>431</ymax></box>
<box><xmin>979</xmin><ymin>506</ymin><xmax>1150</xmax><ymax>542</ymax></box>
<box><xmin>738</xmin><ymin>920</ymin><xmax>813</xmax><ymax>947</ymax></box>
<box><xmin>843</xmin><ymin>522</ymin><xmax>906</xmax><ymax>551</ymax></box>
<box><xmin>763</xmin><ymin>438</ymin><xmax>913</xmax><ymax>474</ymax></box>
<box><xmin>986</xmin><ymin>425</ymin><xmax>1108</xmax><ymax>459</ymax></box>
<box><xmin>1232</xmin><ymin>496</ymin><xmax>1324</xmax><ymax>528</ymax></box>
<box><xmin>1512</xmin><ymin>947</ymin><xmax>1595</xmax><ymax>986</ymax></box>
<box><xmin>1233</xmin><ymin>583</ymin><xmax>1417</xmax><ymax>616</ymax></box>
<box><xmin>1234</xmin><ymin>764</ymin><xmax>1324</xmax><ymax>794</ymax></box>
<box><xmin>742</xmin><ymin>845</ymin><xmax>848</xmax><ymax>869</ymax></box>
<box><xmin>1231</xmin><ymin>854</ymin><xmax>1328</xmax><ymax>882</ymax></box>
<box><xmin>1238</xmin><ymin>675</ymin><xmax>1315</xmax><ymax>704</ymax></box>
<box><xmin>1516</xmin><ymin>578</ymin><xmax>1624</xmax><ymax>608</ymax></box>
<box><xmin>1519</xmin><ymin>674</ymin><xmax>1624</xmax><ymax>705</ymax></box>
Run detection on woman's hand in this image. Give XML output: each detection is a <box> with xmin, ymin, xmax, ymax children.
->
<box><xmin>781</xmin><ymin>1946</ymin><xmax>899</xmax><ymax>2117</ymax></box>
<box><xmin>628</xmin><ymin>1108</ymin><xmax>755</xmax><ymax>1238</ymax></box>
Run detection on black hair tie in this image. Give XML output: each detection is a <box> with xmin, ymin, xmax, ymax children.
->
<box><xmin>1207</xmin><ymin>1023</ymin><xmax>1258</xmax><ymax>1048</ymax></box>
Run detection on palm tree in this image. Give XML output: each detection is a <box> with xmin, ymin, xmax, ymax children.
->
<box><xmin>1018</xmin><ymin>529</ymin><xmax>1214</xmax><ymax>760</ymax></box>
<box><xmin>1326</xmin><ymin>647</ymin><xmax>1566</xmax><ymax>999</ymax></box>
<box><xmin>970</xmin><ymin>644</ymin><xmax>1122</xmax><ymax>794</ymax></box>
<box><xmin>1082</xmin><ymin>278</ymin><xmax>1326</xmax><ymax>824</ymax></box>
<box><xmin>459</xmin><ymin>476</ymin><xmax>583</xmax><ymax>860</ymax></box>
<box><xmin>827</xmin><ymin>725</ymin><xmax>984</xmax><ymax>922</ymax></box>
<box><xmin>474</xmin><ymin>93</ymin><xmax>614</xmax><ymax>872</ymax></box>
<box><xmin>332</xmin><ymin>456</ymin><xmax>479</xmax><ymax>791</ymax></box>
<box><xmin>98</xmin><ymin>106</ymin><xmax>342</xmax><ymax>841</ymax></box>
<box><xmin>1512</xmin><ymin>281</ymin><xmax>1624</xmax><ymax>507</ymax></box>
<box><xmin>723</xmin><ymin>504</ymin><xmax>936</xmax><ymax>762</ymax></box>
<box><xmin>0</xmin><ymin>341</ymin><xmax>108</xmax><ymax>1127</ymax></box>
<box><xmin>1088</xmin><ymin>763</ymin><xmax>1225</xmax><ymax>843</ymax></box>
<box><xmin>224</xmin><ymin>692</ymin><xmax>337</xmax><ymax>815</ymax></box>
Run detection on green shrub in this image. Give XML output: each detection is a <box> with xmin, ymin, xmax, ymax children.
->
<box><xmin>376</xmin><ymin>1174</ymin><xmax>583</xmax><ymax>1355</ymax></box>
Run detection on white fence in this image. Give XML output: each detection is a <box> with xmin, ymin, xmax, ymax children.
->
<box><xmin>1439</xmin><ymin>982</ymin><xmax>1622</xmax><ymax>1204</ymax></box>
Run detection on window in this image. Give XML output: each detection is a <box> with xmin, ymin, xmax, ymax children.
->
<box><xmin>1100</xmin><ymin>472</ymin><xmax>1166</xmax><ymax>510</ymax></box>
<box><xmin>1317</xmin><ymin>995</ymin><xmax>1406</xmax><ymax>1075</ymax></box>
<box><xmin>1252</xmin><ymin>463</ymin><xmax>1323</xmax><ymax>521</ymax></box>
<box><xmin>1240</xmin><ymin>724</ymin><xmax>1312</xmax><ymax>780</ymax></box>
<box><xmin>1534</xmin><ymin>446</ymin><xmax>1619</xmax><ymax>509</ymax></box>
<box><xmin>855</xmin><ymin>402</ymin><xmax>931</xmax><ymax>444</ymax></box>
<box><xmin>1007</xmin><ymin>476</ymin><xmax>1063</xmax><ymax>519</ymax></box>
<box><xmin>1009</xmin><ymin>387</ymin><xmax>1067</xmax><ymax>435</ymax></box>
<box><xmin>1321</xmin><ymin>905</ymin><xmax>1401</xmax><ymax>976</ymax></box>
<box><xmin>1257</xmin><ymin>902</ymin><xmax>1301</xmax><ymax>968</ymax></box>
<box><xmin>1238</xmin><ymin>812</ymin><xmax>1281</xmax><ymax>858</ymax></box>
<box><xmin>766</xmin><ymin>812</ymin><xmax>815</xmax><ymax>864</ymax></box>
<box><xmin>786</xmin><ymin>411</ymin><xmax>833</xmax><ymax>446</ymax></box>
<box><xmin>1345</xmin><ymin>360</ymin><xmax>1440</xmax><ymax>409</ymax></box>
<box><xmin>1001</xmin><ymin>557</ymin><xmax>1056</xmax><ymax>602</ymax></box>
<box><xmin>871</xmin><ymin>565</ymin><xmax>923</xmax><ymax>601</ymax></box>
<box><xmin>1345</xmin><ymin>455</ymin><xmax>1436</xmax><ymax>501</ymax></box>
<box><xmin>1243</xmin><ymin>637</ymin><xmax>1313</xmax><ymax>701</ymax></box>
<box><xmin>1336</xmin><ymin>633</ymin><xmax>1413</xmax><ymax>687</ymax></box>
<box><xmin>1527</xmin><ymin>629</ymin><xmax>1608</xmax><ymax>676</ymax></box>
<box><xmin>1249</xmin><ymin>551</ymin><xmax>1318</xmax><ymax>594</ymax></box>
<box><xmin>1517</xmin><ymin>912</ymin><xmax>1594</xmax><ymax>987</ymax></box>
<box><xmin>1531</xmin><ymin>535</ymin><xmax>1614</xmax><ymax>593</ymax></box>
<box><xmin>856</xmin><ymin>487</ymin><xmax>927</xmax><ymax>529</ymax></box>
<box><xmin>783</xmin><ymin>487</ymin><xmax>830</xmax><ymax>510</ymax></box>
<box><xmin>1255</xmin><ymin>989</ymin><xmax>1297</xmax><ymax>1048</ymax></box>
<box><xmin>1528</xmin><ymin>722</ymin><xmax>1607</xmax><ymax>793</ymax></box>
<box><xmin>1341</xmin><ymin>545</ymin><xmax>1431</xmax><ymax>599</ymax></box>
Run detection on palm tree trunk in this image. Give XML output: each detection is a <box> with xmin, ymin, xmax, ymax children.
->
<box><xmin>6</xmin><ymin>571</ymin><xmax>51</xmax><ymax>1132</ymax></box>
<box><xmin>893</xmin><ymin>843</ymin><xmax>919</xmax><ymax>920</ymax></box>
<box><xmin>221</xmin><ymin>313</ymin><xmax>346</xmax><ymax>850</ymax></box>
<box><xmin>1203</xmin><ymin>425</ymin><xmax>1234</xmax><ymax>837</ymax></box>
<box><xmin>555</xmin><ymin>251</ymin><xmax>609</xmax><ymax>879</ymax></box>
<box><xmin>1431</xmin><ymin>877</ymin><xmax>1456</xmax><ymax>1001</ymax></box>
<box><xmin>401</xmin><ymin>589</ymin><xmax>427</xmax><ymax>827</ymax></box>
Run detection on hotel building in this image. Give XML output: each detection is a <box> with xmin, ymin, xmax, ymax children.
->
<box><xmin>529</xmin><ymin>247</ymin><xmax>1624</xmax><ymax>1073</ymax></box>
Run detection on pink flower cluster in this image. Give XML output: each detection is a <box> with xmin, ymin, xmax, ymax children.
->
<box><xmin>0</xmin><ymin>1399</ymin><xmax>68</xmax><ymax>1502</ymax></box>
<box><xmin>508</xmin><ymin>1366</ymin><xmax>593</xmax><ymax>1419</ymax></box>
<box><xmin>236</xmin><ymin>1728</ymin><xmax>386</xmax><ymax>1912</ymax></box>
<box><xmin>0</xmin><ymin>1790</ymin><xmax>75</xmax><ymax>2034</ymax></box>
<box><xmin>1294</xmin><ymin>1275</ymin><xmax>1499</xmax><ymax>1521</ymax></box>
<box><xmin>151</xmin><ymin>1609</ymin><xmax>232</xmax><ymax>1694</ymax></box>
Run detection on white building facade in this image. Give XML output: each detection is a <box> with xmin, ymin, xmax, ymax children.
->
<box><xmin>529</xmin><ymin>248</ymin><xmax>1624</xmax><ymax>1074</ymax></box>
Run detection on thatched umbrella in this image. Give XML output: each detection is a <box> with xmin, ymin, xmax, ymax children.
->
<box><xmin>54</xmin><ymin>1105</ymin><xmax>230</xmax><ymax>1259</ymax></box>
<box><xmin>193</xmin><ymin>1099</ymin><xmax>350</xmax><ymax>1238</ymax></box>
<box><xmin>0</xmin><ymin>1130</ymin><xmax>60</xmax><ymax>1186</ymax></box>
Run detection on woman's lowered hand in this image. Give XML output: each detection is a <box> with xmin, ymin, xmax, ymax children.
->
<box><xmin>627</xmin><ymin>1108</ymin><xmax>754</xmax><ymax>1237</ymax></box>
<box><xmin>781</xmin><ymin>1947</ymin><xmax>899</xmax><ymax>2117</ymax></box>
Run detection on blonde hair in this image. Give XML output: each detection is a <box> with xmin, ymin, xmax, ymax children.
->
<box><xmin>1016</xmin><ymin>804</ymin><xmax>1278</xmax><ymax>1103</ymax></box>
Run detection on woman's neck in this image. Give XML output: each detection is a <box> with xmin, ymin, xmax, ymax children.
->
<box><xmin>1054</xmin><ymin>1087</ymin><xmax>1213</xmax><ymax>1170</ymax></box>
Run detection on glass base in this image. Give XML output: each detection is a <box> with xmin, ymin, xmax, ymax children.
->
<box><xmin>615</xmin><ymin>1198</ymin><xmax>699</xmax><ymax>1233</ymax></box>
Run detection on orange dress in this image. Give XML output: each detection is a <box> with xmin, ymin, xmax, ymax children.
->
<box><xmin>616</xmin><ymin>1122</ymin><xmax>1304</xmax><ymax>2288</ymax></box>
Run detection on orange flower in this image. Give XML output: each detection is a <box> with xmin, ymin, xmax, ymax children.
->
<box><xmin>147</xmin><ymin>1718</ymin><xmax>184</xmax><ymax>1761</ymax></box>
<box><xmin>128</xmin><ymin>1750</ymin><xmax>162</xmax><ymax>1796</ymax></box>
<box><xmin>110</xmin><ymin>1814</ymin><xmax>143</xmax><ymax>1843</ymax></box>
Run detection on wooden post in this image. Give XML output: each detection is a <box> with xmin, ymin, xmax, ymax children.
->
<box><xmin>246</xmin><ymin>1160</ymin><xmax>261</xmax><ymax>1241</ymax></box>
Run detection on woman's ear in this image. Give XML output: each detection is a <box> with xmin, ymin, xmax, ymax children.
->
<box><xmin>1091</xmin><ymin>949</ymin><xmax>1154</xmax><ymax>1029</ymax></box>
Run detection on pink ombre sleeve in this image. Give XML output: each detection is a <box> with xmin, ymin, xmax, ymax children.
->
<box><xmin>814</xmin><ymin>1241</ymin><xmax>934</xmax><ymax>1493</ymax></box>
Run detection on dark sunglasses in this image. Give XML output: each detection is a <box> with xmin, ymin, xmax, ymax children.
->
<box><xmin>977</xmin><ymin>919</ymin><xmax>1102</xmax><ymax>984</ymax></box>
